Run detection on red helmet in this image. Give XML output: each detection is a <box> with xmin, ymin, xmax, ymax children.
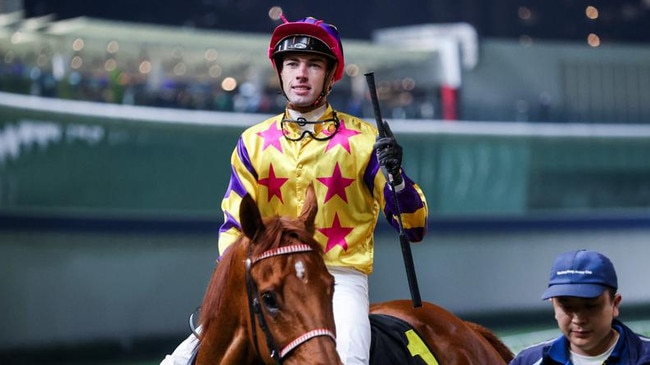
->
<box><xmin>268</xmin><ymin>16</ymin><xmax>345</xmax><ymax>82</ymax></box>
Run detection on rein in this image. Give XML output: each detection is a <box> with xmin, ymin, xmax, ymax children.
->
<box><xmin>245</xmin><ymin>243</ymin><xmax>337</xmax><ymax>364</ymax></box>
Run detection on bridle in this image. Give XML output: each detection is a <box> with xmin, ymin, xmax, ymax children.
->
<box><xmin>245</xmin><ymin>243</ymin><xmax>337</xmax><ymax>364</ymax></box>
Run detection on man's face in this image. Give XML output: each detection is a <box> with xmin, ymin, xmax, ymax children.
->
<box><xmin>280</xmin><ymin>53</ymin><xmax>329</xmax><ymax>108</ymax></box>
<box><xmin>551</xmin><ymin>291</ymin><xmax>621</xmax><ymax>356</ymax></box>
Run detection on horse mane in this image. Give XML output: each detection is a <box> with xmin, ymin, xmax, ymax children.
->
<box><xmin>198</xmin><ymin>237</ymin><xmax>243</xmax><ymax>330</ymax></box>
<box><xmin>250</xmin><ymin>215</ymin><xmax>323</xmax><ymax>257</ymax></box>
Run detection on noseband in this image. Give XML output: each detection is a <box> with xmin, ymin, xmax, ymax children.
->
<box><xmin>245</xmin><ymin>243</ymin><xmax>337</xmax><ymax>364</ymax></box>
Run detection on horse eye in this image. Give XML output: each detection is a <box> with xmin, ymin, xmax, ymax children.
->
<box><xmin>261</xmin><ymin>291</ymin><xmax>279</xmax><ymax>313</ymax></box>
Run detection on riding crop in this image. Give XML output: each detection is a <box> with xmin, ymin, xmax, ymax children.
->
<box><xmin>365</xmin><ymin>72</ymin><xmax>422</xmax><ymax>308</ymax></box>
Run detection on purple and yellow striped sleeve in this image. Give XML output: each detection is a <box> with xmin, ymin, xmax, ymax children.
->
<box><xmin>366</xmin><ymin>150</ymin><xmax>428</xmax><ymax>242</ymax></box>
<box><xmin>218</xmin><ymin>136</ymin><xmax>257</xmax><ymax>255</ymax></box>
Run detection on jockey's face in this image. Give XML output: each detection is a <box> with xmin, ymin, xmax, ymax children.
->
<box><xmin>280</xmin><ymin>53</ymin><xmax>329</xmax><ymax>110</ymax></box>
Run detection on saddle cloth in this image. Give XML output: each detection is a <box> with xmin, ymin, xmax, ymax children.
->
<box><xmin>370</xmin><ymin>313</ymin><xmax>441</xmax><ymax>365</ymax></box>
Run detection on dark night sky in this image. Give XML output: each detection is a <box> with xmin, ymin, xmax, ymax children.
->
<box><xmin>22</xmin><ymin>0</ymin><xmax>650</xmax><ymax>44</ymax></box>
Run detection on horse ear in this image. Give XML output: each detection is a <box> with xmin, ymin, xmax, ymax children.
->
<box><xmin>240</xmin><ymin>193</ymin><xmax>264</xmax><ymax>240</ymax></box>
<box><xmin>299</xmin><ymin>184</ymin><xmax>318</xmax><ymax>233</ymax></box>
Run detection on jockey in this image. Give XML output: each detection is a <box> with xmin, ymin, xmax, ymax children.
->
<box><xmin>161</xmin><ymin>15</ymin><xmax>428</xmax><ymax>365</ymax></box>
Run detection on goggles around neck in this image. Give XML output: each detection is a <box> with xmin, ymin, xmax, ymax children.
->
<box><xmin>281</xmin><ymin>110</ymin><xmax>340</xmax><ymax>141</ymax></box>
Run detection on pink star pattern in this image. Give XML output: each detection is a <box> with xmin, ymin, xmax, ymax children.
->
<box><xmin>258</xmin><ymin>164</ymin><xmax>288</xmax><ymax>203</ymax></box>
<box><xmin>318</xmin><ymin>213</ymin><xmax>353</xmax><ymax>252</ymax></box>
<box><xmin>325</xmin><ymin>119</ymin><xmax>360</xmax><ymax>153</ymax></box>
<box><xmin>256</xmin><ymin>121</ymin><xmax>284</xmax><ymax>152</ymax></box>
<box><xmin>316</xmin><ymin>163</ymin><xmax>355</xmax><ymax>203</ymax></box>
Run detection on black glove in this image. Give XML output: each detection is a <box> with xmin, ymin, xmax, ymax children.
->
<box><xmin>374</xmin><ymin>120</ymin><xmax>403</xmax><ymax>186</ymax></box>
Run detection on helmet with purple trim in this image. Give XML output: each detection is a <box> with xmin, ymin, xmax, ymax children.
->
<box><xmin>268</xmin><ymin>16</ymin><xmax>345</xmax><ymax>82</ymax></box>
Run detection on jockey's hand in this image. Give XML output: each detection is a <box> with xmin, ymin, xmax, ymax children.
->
<box><xmin>374</xmin><ymin>120</ymin><xmax>403</xmax><ymax>187</ymax></box>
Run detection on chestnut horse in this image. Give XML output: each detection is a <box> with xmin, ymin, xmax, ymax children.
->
<box><xmin>194</xmin><ymin>185</ymin><xmax>513</xmax><ymax>364</ymax></box>
<box><xmin>194</xmin><ymin>186</ymin><xmax>341</xmax><ymax>364</ymax></box>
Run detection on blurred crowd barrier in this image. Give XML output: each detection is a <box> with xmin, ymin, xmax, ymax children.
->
<box><xmin>2</xmin><ymin>91</ymin><xmax>650</xmax><ymax>218</ymax></box>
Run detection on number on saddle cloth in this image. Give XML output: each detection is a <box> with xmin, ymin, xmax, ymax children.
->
<box><xmin>370</xmin><ymin>314</ymin><xmax>440</xmax><ymax>365</ymax></box>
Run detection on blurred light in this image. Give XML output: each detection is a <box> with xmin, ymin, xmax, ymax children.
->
<box><xmin>377</xmin><ymin>81</ymin><xmax>391</xmax><ymax>100</ymax></box>
<box><xmin>106</xmin><ymin>40</ymin><xmax>119</xmax><ymax>54</ymax></box>
<box><xmin>587</xmin><ymin>33</ymin><xmax>601</xmax><ymax>47</ymax></box>
<box><xmin>519</xmin><ymin>35</ymin><xmax>534</xmax><ymax>47</ymax></box>
<box><xmin>345</xmin><ymin>64</ymin><xmax>360</xmax><ymax>77</ymax></box>
<box><xmin>173</xmin><ymin>62</ymin><xmax>186</xmax><ymax>75</ymax></box>
<box><xmin>518</xmin><ymin>6</ymin><xmax>532</xmax><ymax>20</ymax></box>
<box><xmin>209</xmin><ymin>64</ymin><xmax>222</xmax><ymax>78</ymax></box>
<box><xmin>204</xmin><ymin>48</ymin><xmax>218</xmax><ymax>61</ymax></box>
<box><xmin>402</xmin><ymin>78</ymin><xmax>416</xmax><ymax>91</ymax></box>
<box><xmin>104</xmin><ymin>58</ymin><xmax>117</xmax><ymax>72</ymax></box>
<box><xmin>10</xmin><ymin>31</ymin><xmax>22</xmax><ymax>44</ymax></box>
<box><xmin>585</xmin><ymin>6</ymin><xmax>599</xmax><ymax>20</ymax></box>
<box><xmin>72</xmin><ymin>38</ymin><xmax>84</xmax><ymax>51</ymax></box>
<box><xmin>139</xmin><ymin>60</ymin><xmax>152</xmax><ymax>74</ymax></box>
<box><xmin>221</xmin><ymin>77</ymin><xmax>237</xmax><ymax>91</ymax></box>
<box><xmin>70</xmin><ymin>55</ymin><xmax>83</xmax><ymax>69</ymax></box>
<box><xmin>268</xmin><ymin>6</ymin><xmax>283</xmax><ymax>21</ymax></box>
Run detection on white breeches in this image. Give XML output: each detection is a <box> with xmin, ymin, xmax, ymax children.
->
<box><xmin>329</xmin><ymin>266</ymin><xmax>371</xmax><ymax>365</ymax></box>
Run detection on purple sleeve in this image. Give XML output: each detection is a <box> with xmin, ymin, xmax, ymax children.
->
<box><xmin>382</xmin><ymin>174</ymin><xmax>427</xmax><ymax>242</ymax></box>
<box><xmin>366</xmin><ymin>150</ymin><xmax>427</xmax><ymax>242</ymax></box>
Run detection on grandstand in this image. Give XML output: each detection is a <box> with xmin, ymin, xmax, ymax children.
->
<box><xmin>3</xmin><ymin>10</ymin><xmax>650</xmax><ymax>123</ymax></box>
<box><xmin>1</xmin><ymin>11</ymin><xmax>443</xmax><ymax>117</ymax></box>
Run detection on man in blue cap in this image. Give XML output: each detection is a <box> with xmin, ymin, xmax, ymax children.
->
<box><xmin>510</xmin><ymin>249</ymin><xmax>650</xmax><ymax>365</ymax></box>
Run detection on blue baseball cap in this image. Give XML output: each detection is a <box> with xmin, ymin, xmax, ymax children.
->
<box><xmin>541</xmin><ymin>249</ymin><xmax>618</xmax><ymax>300</ymax></box>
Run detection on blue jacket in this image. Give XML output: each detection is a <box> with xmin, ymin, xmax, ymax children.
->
<box><xmin>510</xmin><ymin>320</ymin><xmax>650</xmax><ymax>365</ymax></box>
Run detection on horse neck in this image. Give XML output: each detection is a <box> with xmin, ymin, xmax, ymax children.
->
<box><xmin>197</xmin><ymin>243</ymin><xmax>260</xmax><ymax>364</ymax></box>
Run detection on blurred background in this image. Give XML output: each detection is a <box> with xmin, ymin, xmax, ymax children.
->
<box><xmin>1</xmin><ymin>0</ymin><xmax>650</xmax><ymax>364</ymax></box>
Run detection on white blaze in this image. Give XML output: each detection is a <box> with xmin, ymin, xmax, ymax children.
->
<box><xmin>295</xmin><ymin>261</ymin><xmax>305</xmax><ymax>280</ymax></box>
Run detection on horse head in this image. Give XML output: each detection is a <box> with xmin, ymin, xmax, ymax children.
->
<box><xmin>196</xmin><ymin>184</ymin><xmax>342</xmax><ymax>365</ymax></box>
